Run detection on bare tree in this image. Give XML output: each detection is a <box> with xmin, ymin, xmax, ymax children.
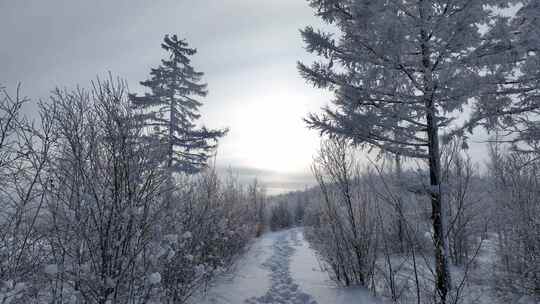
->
<box><xmin>487</xmin><ymin>147</ymin><xmax>540</xmax><ymax>299</ymax></box>
<box><xmin>43</xmin><ymin>77</ymin><xmax>168</xmax><ymax>304</ymax></box>
<box><xmin>309</xmin><ymin>139</ymin><xmax>378</xmax><ymax>287</ymax></box>
<box><xmin>248</xmin><ymin>178</ymin><xmax>266</xmax><ymax>237</ymax></box>
<box><xmin>0</xmin><ymin>84</ymin><xmax>55</xmax><ymax>303</ymax></box>
<box><xmin>440</xmin><ymin>139</ymin><xmax>485</xmax><ymax>267</ymax></box>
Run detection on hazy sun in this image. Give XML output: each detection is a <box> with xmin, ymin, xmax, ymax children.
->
<box><xmin>230</xmin><ymin>90</ymin><xmax>320</xmax><ymax>173</ymax></box>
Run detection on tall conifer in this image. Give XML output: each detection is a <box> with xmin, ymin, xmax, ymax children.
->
<box><xmin>131</xmin><ymin>34</ymin><xmax>227</xmax><ymax>174</ymax></box>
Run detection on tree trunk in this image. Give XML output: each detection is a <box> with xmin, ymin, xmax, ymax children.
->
<box><xmin>164</xmin><ymin>98</ymin><xmax>176</xmax><ymax>209</ymax></box>
<box><xmin>427</xmin><ymin>113</ymin><xmax>451</xmax><ymax>303</ymax></box>
<box><xmin>420</xmin><ymin>2</ymin><xmax>451</xmax><ymax>301</ymax></box>
<box><xmin>395</xmin><ymin>154</ymin><xmax>405</xmax><ymax>253</ymax></box>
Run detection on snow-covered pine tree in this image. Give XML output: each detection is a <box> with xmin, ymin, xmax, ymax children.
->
<box><xmin>131</xmin><ymin>34</ymin><xmax>227</xmax><ymax>174</ymax></box>
<box><xmin>298</xmin><ymin>1</ymin><xmax>527</xmax><ymax>303</ymax></box>
<box><xmin>485</xmin><ymin>1</ymin><xmax>540</xmax><ymax>153</ymax></box>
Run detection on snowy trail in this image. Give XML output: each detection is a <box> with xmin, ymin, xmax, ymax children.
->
<box><xmin>191</xmin><ymin>228</ymin><xmax>380</xmax><ymax>304</ymax></box>
<box><xmin>245</xmin><ymin>231</ymin><xmax>318</xmax><ymax>304</ymax></box>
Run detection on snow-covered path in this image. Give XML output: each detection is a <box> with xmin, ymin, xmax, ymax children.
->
<box><xmin>191</xmin><ymin>228</ymin><xmax>380</xmax><ymax>304</ymax></box>
<box><xmin>245</xmin><ymin>231</ymin><xmax>317</xmax><ymax>304</ymax></box>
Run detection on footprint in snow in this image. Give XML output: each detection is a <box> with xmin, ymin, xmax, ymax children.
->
<box><xmin>245</xmin><ymin>231</ymin><xmax>318</xmax><ymax>304</ymax></box>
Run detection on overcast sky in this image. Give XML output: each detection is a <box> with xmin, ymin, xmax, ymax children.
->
<box><xmin>0</xmin><ymin>0</ymin><xmax>338</xmax><ymax>192</ymax></box>
<box><xmin>0</xmin><ymin>1</ymin><xmax>496</xmax><ymax>194</ymax></box>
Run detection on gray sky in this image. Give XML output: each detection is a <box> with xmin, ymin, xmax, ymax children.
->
<box><xmin>0</xmin><ymin>0</ymin><xmax>333</xmax><ymax>192</ymax></box>
<box><xmin>0</xmin><ymin>1</ymin><xmax>496</xmax><ymax>194</ymax></box>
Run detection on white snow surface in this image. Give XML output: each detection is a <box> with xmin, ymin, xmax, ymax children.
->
<box><xmin>44</xmin><ymin>264</ymin><xmax>59</xmax><ymax>275</ymax></box>
<box><xmin>149</xmin><ymin>272</ymin><xmax>161</xmax><ymax>285</ymax></box>
<box><xmin>191</xmin><ymin>228</ymin><xmax>381</xmax><ymax>304</ymax></box>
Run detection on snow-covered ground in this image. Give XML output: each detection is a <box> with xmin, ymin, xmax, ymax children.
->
<box><xmin>191</xmin><ymin>228</ymin><xmax>381</xmax><ymax>304</ymax></box>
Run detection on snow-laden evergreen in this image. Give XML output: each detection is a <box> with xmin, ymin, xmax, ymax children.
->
<box><xmin>298</xmin><ymin>2</ymin><xmax>538</xmax><ymax>303</ymax></box>
<box><xmin>490</xmin><ymin>1</ymin><xmax>540</xmax><ymax>153</ymax></box>
<box><xmin>130</xmin><ymin>34</ymin><xmax>228</xmax><ymax>174</ymax></box>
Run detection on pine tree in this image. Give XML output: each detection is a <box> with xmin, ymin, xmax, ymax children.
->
<box><xmin>298</xmin><ymin>1</ymin><xmax>529</xmax><ymax>303</ymax></box>
<box><xmin>131</xmin><ymin>34</ymin><xmax>227</xmax><ymax>174</ymax></box>
<box><xmin>491</xmin><ymin>1</ymin><xmax>540</xmax><ymax>153</ymax></box>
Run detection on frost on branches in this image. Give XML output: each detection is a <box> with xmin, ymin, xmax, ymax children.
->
<box><xmin>0</xmin><ymin>78</ymin><xmax>260</xmax><ymax>304</ymax></box>
<box><xmin>298</xmin><ymin>1</ymin><xmax>538</xmax><ymax>303</ymax></box>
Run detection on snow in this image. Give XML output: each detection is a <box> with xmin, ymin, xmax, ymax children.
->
<box><xmin>517</xmin><ymin>295</ymin><xmax>539</xmax><ymax>304</ymax></box>
<box><xmin>290</xmin><ymin>229</ymin><xmax>382</xmax><ymax>304</ymax></box>
<box><xmin>189</xmin><ymin>232</ymin><xmax>273</xmax><ymax>304</ymax></box>
<box><xmin>245</xmin><ymin>230</ymin><xmax>317</xmax><ymax>304</ymax></box>
<box><xmin>149</xmin><ymin>273</ymin><xmax>161</xmax><ymax>285</ymax></box>
<box><xmin>164</xmin><ymin>234</ymin><xmax>178</xmax><ymax>244</ymax></box>
<box><xmin>191</xmin><ymin>228</ymin><xmax>381</xmax><ymax>304</ymax></box>
<box><xmin>44</xmin><ymin>264</ymin><xmax>58</xmax><ymax>275</ymax></box>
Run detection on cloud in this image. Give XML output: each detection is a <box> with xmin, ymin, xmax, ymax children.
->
<box><xmin>0</xmin><ymin>0</ymin><xmax>330</xmax><ymax>183</ymax></box>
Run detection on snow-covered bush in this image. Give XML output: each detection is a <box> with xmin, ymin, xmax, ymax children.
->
<box><xmin>156</xmin><ymin>170</ymin><xmax>257</xmax><ymax>303</ymax></box>
<box><xmin>0</xmin><ymin>85</ymin><xmax>54</xmax><ymax>304</ymax></box>
<box><xmin>441</xmin><ymin>139</ymin><xmax>487</xmax><ymax>267</ymax></box>
<box><xmin>488</xmin><ymin>148</ymin><xmax>540</xmax><ymax>299</ymax></box>
<box><xmin>41</xmin><ymin>78</ymin><xmax>168</xmax><ymax>304</ymax></box>
<box><xmin>269</xmin><ymin>202</ymin><xmax>293</xmax><ymax>231</ymax></box>
<box><xmin>0</xmin><ymin>78</ymin><xmax>261</xmax><ymax>304</ymax></box>
<box><xmin>306</xmin><ymin>139</ymin><xmax>379</xmax><ymax>287</ymax></box>
<box><xmin>302</xmin><ymin>139</ymin><xmax>496</xmax><ymax>303</ymax></box>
